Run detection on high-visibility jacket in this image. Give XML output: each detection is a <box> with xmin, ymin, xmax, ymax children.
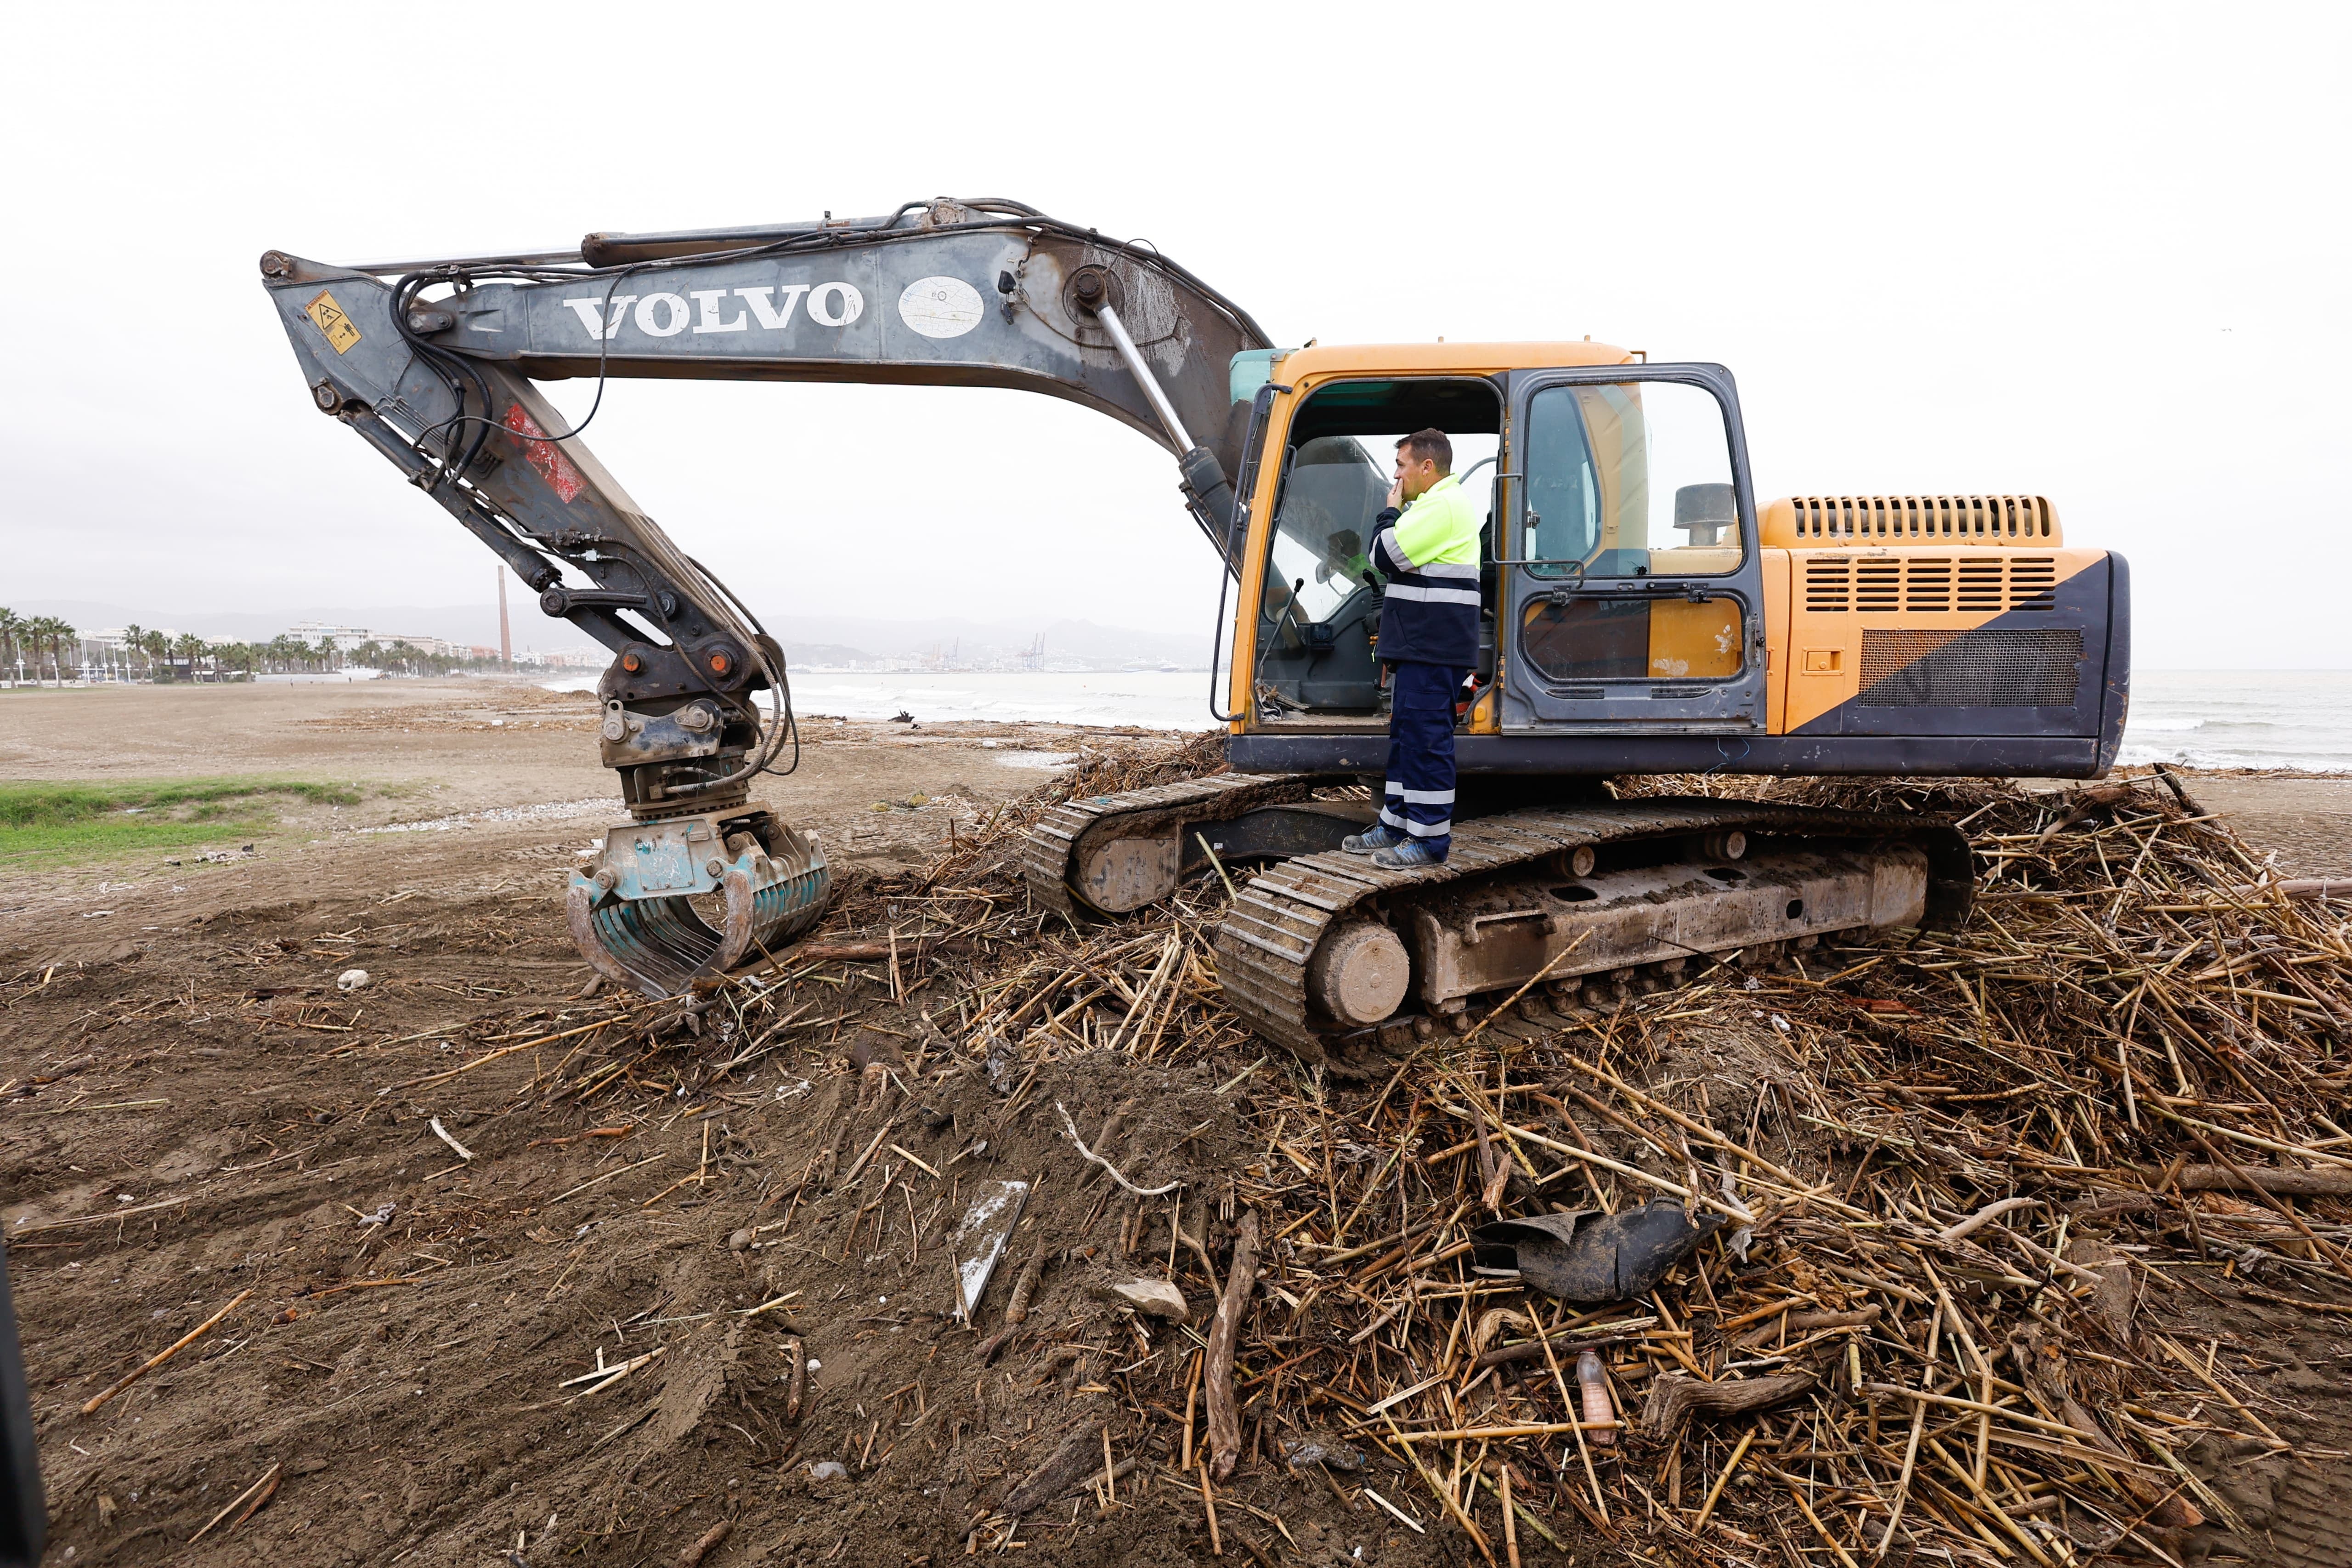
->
<box><xmin>1369</xmin><ymin>472</ymin><xmax>1482</xmax><ymax>667</ymax></box>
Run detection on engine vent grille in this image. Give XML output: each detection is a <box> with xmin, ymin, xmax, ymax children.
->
<box><xmin>1803</xmin><ymin>559</ymin><xmax>1852</xmax><ymax>612</ymax></box>
<box><xmin>1857</xmin><ymin>629</ymin><xmax>2083</xmax><ymax>707</ymax></box>
<box><xmin>1803</xmin><ymin>556</ymin><xmax>2060</xmax><ymax>614</ymax></box>
<box><xmin>1780</xmin><ymin>494</ymin><xmax>2057</xmax><ymax>543</ymax></box>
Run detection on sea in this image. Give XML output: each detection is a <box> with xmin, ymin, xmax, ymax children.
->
<box><xmin>542</xmin><ymin>668</ymin><xmax>2352</xmax><ymax>774</ymax></box>
<box><xmin>2112</xmin><ymin>670</ymin><xmax>2352</xmax><ymax>773</ymax></box>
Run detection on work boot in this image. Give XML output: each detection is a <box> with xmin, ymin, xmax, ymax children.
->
<box><xmin>1341</xmin><ymin>822</ymin><xmax>1408</xmax><ymax>855</ymax></box>
<box><xmin>1370</xmin><ymin>840</ymin><xmax>1445</xmax><ymax>869</ymax></box>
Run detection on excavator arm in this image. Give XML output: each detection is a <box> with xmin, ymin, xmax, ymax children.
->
<box><xmin>260</xmin><ymin>196</ymin><xmax>1270</xmax><ymax>991</ymax></box>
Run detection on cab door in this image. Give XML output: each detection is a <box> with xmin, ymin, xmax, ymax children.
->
<box><xmin>1498</xmin><ymin>364</ymin><xmax>1769</xmax><ymax>733</ymax></box>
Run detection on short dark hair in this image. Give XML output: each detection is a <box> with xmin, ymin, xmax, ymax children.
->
<box><xmin>1396</xmin><ymin>429</ymin><xmax>1452</xmax><ymax>473</ymax></box>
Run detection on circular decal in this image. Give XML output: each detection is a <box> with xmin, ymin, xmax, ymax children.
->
<box><xmin>897</xmin><ymin>276</ymin><xmax>985</xmax><ymax>339</ymax></box>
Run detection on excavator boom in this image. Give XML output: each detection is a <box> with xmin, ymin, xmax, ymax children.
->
<box><xmin>261</xmin><ymin>197</ymin><xmax>1266</xmax><ymax>994</ymax></box>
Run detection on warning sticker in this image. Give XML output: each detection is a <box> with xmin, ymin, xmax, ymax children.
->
<box><xmin>304</xmin><ymin>290</ymin><xmax>362</xmax><ymax>355</ymax></box>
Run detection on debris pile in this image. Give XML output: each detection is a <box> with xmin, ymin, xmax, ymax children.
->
<box><xmin>486</xmin><ymin>747</ymin><xmax>2351</xmax><ymax>1562</ymax></box>
<box><xmin>16</xmin><ymin>743</ymin><xmax>2352</xmax><ymax>1564</ymax></box>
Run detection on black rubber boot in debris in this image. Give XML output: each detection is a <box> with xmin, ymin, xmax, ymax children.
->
<box><xmin>1470</xmin><ymin>1199</ymin><xmax>1723</xmax><ymax>1303</ymax></box>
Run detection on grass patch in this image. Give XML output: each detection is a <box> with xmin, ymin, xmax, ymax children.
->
<box><xmin>0</xmin><ymin>778</ymin><xmax>364</xmax><ymax>865</ymax></box>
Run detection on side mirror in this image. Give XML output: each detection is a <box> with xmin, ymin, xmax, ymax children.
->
<box><xmin>0</xmin><ymin>1246</ymin><xmax>45</xmax><ymax>1568</ymax></box>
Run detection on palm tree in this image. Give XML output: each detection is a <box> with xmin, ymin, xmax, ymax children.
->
<box><xmin>16</xmin><ymin>617</ymin><xmax>40</xmax><ymax>685</ymax></box>
<box><xmin>119</xmin><ymin>624</ymin><xmax>145</xmax><ymax>680</ymax></box>
<box><xmin>171</xmin><ymin>633</ymin><xmax>204</xmax><ymax>682</ymax></box>
<box><xmin>142</xmin><ymin>630</ymin><xmax>168</xmax><ymax>681</ymax></box>
<box><xmin>25</xmin><ymin>617</ymin><xmax>69</xmax><ymax>685</ymax></box>
<box><xmin>0</xmin><ymin>609</ymin><xmax>20</xmax><ymax>686</ymax></box>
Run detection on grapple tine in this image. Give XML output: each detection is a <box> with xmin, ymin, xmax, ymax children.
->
<box><xmin>567</xmin><ymin>806</ymin><xmax>830</xmax><ymax>1000</ymax></box>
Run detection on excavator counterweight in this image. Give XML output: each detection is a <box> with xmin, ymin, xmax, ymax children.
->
<box><xmin>262</xmin><ymin>196</ymin><xmax>2127</xmax><ymax>1041</ymax></box>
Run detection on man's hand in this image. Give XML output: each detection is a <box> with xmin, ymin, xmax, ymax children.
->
<box><xmin>1385</xmin><ymin>477</ymin><xmax>1404</xmax><ymax>510</ymax></box>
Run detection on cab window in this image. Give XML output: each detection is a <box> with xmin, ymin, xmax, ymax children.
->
<box><xmin>1522</xmin><ymin>380</ymin><xmax>1742</xmax><ymax>578</ymax></box>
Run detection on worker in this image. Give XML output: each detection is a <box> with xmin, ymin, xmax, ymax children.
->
<box><xmin>1342</xmin><ymin>429</ymin><xmax>1482</xmax><ymax>867</ymax></box>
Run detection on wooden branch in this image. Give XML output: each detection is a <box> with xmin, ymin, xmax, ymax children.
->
<box><xmin>2168</xmin><ymin>1163</ymin><xmax>2352</xmax><ymax>1196</ymax></box>
<box><xmin>1936</xmin><ymin>1196</ymin><xmax>2040</xmax><ymax>1243</ymax></box>
<box><xmin>82</xmin><ymin>1289</ymin><xmax>251</xmax><ymax>1415</ymax></box>
<box><xmin>1001</xmin><ymin>1421</ymin><xmax>1106</xmax><ymax>1516</ymax></box>
<box><xmin>2223</xmin><ymin>879</ymin><xmax>2352</xmax><ymax>903</ymax></box>
<box><xmin>1642</xmin><ymin>1366</ymin><xmax>1816</xmax><ymax>1429</ymax></box>
<box><xmin>1055</xmin><ymin>1100</ymin><xmax>1179</xmax><ymax>1196</ymax></box>
<box><xmin>1206</xmin><ymin>1209</ymin><xmax>1261</xmax><ymax>1482</ymax></box>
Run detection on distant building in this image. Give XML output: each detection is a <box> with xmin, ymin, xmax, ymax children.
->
<box><xmin>283</xmin><ymin>622</ymin><xmax>458</xmax><ymax>657</ymax></box>
<box><xmin>511</xmin><ymin>647</ymin><xmax>604</xmax><ymax>669</ymax></box>
<box><xmin>85</xmin><ymin>627</ymin><xmax>177</xmax><ymax>651</ymax></box>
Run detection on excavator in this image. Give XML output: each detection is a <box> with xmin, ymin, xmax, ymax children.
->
<box><xmin>260</xmin><ymin>197</ymin><xmax>2129</xmax><ymax>1073</ymax></box>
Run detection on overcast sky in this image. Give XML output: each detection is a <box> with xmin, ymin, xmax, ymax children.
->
<box><xmin>5</xmin><ymin>3</ymin><xmax>2346</xmax><ymax>667</ymax></box>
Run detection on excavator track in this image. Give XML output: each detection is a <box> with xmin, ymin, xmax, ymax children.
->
<box><xmin>1021</xmin><ymin>772</ymin><xmax>1340</xmax><ymax>916</ymax></box>
<box><xmin>1212</xmin><ymin>798</ymin><xmax>1973</xmax><ymax>1076</ymax></box>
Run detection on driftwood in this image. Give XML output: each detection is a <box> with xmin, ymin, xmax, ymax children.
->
<box><xmin>1643</xmin><ymin>1367</ymin><xmax>1818</xmax><ymax>1429</ymax></box>
<box><xmin>1205</xmin><ymin>1210</ymin><xmax>1261</xmax><ymax>1482</ymax></box>
<box><xmin>2223</xmin><ymin>879</ymin><xmax>2352</xmax><ymax>903</ymax></box>
<box><xmin>976</xmin><ymin>1252</ymin><xmax>1045</xmax><ymax>1363</ymax></box>
<box><xmin>779</xmin><ymin>1336</ymin><xmax>805</xmax><ymax>1423</ymax></box>
<box><xmin>1736</xmin><ymin>1305</ymin><xmax>1881</xmax><ymax>1349</ymax></box>
<box><xmin>1473</xmin><ymin>1329</ymin><xmax>1645</xmax><ymax>1371</ymax></box>
<box><xmin>678</xmin><ymin>1520</ymin><xmax>731</xmax><ymax>1567</ymax></box>
<box><xmin>778</xmin><ymin>938</ymin><xmax>972</xmax><ymax>962</ymax></box>
<box><xmin>82</xmin><ymin>1289</ymin><xmax>252</xmax><ymax>1415</ymax></box>
<box><xmin>1000</xmin><ymin>1421</ymin><xmax>1107</xmax><ymax>1516</ymax></box>
<box><xmin>1936</xmin><ymin>1195</ymin><xmax>2041</xmax><ymax>1243</ymax></box>
<box><xmin>2165</xmin><ymin>1162</ymin><xmax>2352</xmax><ymax>1196</ymax></box>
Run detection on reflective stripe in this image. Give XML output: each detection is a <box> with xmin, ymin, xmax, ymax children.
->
<box><xmin>1384</xmin><ymin>781</ymin><xmax>1405</xmax><ymax>796</ymax></box>
<box><xmin>1378</xmin><ymin>804</ymin><xmax>1406</xmax><ymax>829</ymax></box>
<box><xmin>1374</xmin><ymin>526</ymin><xmax>1416</xmax><ymax>572</ymax></box>
<box><xmin>1398</xmin><ymin>787</ymin><xmax>1454</xmax><ymax>804</ymax></box>
<box><xmin>1404</xmin><ymin>817</ymin><xmax>1453</xmax><ymax>838</ymax></box>
<box><xmin>1414</xmin><ymin>560</ymin><xmax>1479</xmax><ymax>579</ymax></box>
<box><xmin>1383</xmin><ymin>583</ymin><xmax>1483</xmax><ymax>606</ymax></box>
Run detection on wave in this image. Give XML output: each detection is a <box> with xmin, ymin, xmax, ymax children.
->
<box><xmin>2118</xmin><ymin>744</ymin><xmax>2352</xmax><ymax>772</ymax></box>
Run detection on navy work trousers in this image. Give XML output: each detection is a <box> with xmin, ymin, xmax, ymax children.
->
<box><xmin>1376</xmin><ymin>661</ymin><xmax>1466</xmax><ymax>859</ymax></box>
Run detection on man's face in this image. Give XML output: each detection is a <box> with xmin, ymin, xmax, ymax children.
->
<box><xmin>1393</xmin><ymin>446</ymin><xmax>1441</xmax><ymax>503</ymax></box>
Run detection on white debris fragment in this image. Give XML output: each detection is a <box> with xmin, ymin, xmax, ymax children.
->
<box><xmin>337</xmin><ymin>968</ymin><xmax>371</xmax><ymax>992</ymax></box>
<box><xmin>1100</xmin><ymin>1277</ymin><xmax>1191</xmax><ymax>1322</ymax></box>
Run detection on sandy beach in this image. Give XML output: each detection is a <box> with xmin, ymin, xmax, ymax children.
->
<box><xmin>2</xmin><ymin>679</ymin><xmax>2342</xmax><ymax>965</ymax></box>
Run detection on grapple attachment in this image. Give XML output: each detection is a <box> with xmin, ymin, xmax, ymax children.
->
<box><xmin>566</xmin><ymin>806</ymin><xmax>830</xmax><ymax>998</ymax></box>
